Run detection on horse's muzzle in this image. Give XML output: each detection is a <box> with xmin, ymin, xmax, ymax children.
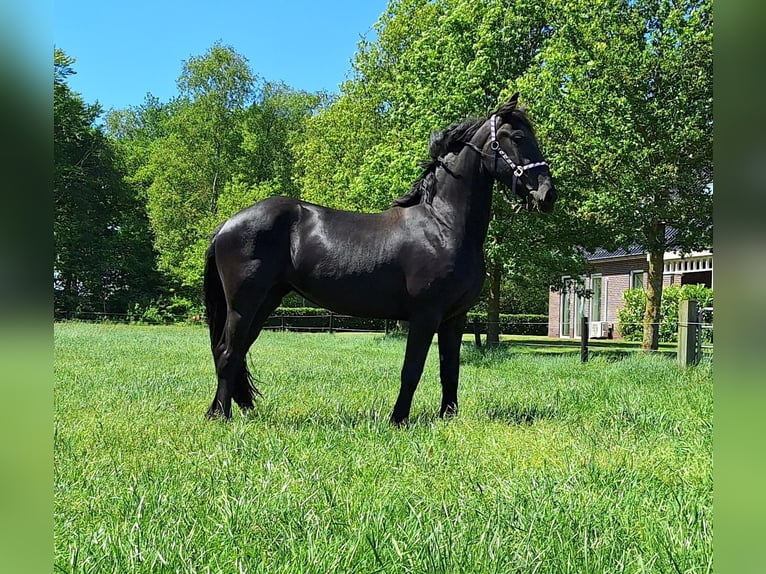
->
<box><xmin>530</xmin><ymin>182</ymin><xmax>556</xmax><ymax>213</ymax></box>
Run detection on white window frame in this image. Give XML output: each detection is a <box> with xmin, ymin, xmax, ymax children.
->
<box><xmin>590</xmin><ymin>274</ymin><xmax>604</xmax><ymax>323</ymax></box>
<box><xmin>630</xmin><ymin>269</ymin><xmax>645</xmax><ymax>291</ymax></box>
<box><xmin>560</xmin><ymin>277</ymin><xmax>573</xmax><ymax>338</ymax></box>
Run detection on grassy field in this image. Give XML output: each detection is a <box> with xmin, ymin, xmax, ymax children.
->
<box><xmin>54</xmin><ymin>323</ymin><xmax>712</xmax><ymax>573</ymax></box>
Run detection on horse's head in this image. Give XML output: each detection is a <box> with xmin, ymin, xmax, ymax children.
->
<box><xmin>481</xmin><ymin>94</ymin><xmax>557</xmax><ymax>214</ymax></box>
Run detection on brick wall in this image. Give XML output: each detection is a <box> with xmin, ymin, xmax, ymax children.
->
<box><xmin>548</xmin><ymin>256</ymin><xmax>649</xmax><ymax>339</ymax></box>
<box><xmin>547</xmin><ymin>253</ymin><xmax>707</xmax><ymax>339</ymax></box>
<box><xmin>547</xmin><ymin>290</ymin><xmax>560</xmax><ymax>337</ymax></box>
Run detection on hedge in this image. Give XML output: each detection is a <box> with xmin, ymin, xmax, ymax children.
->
<box><xmin>265</xmin><ymin>307</ymin><xmax>387</xmax><ymax>332</ymax></box>
<box><xmin>466</xmin><ymin>312</ymin><xmax>549</xmax><ymax>336</ymax></box>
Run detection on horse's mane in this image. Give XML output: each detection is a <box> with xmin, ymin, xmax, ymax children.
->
<box><xmin>391</xmin><ymin>118</ymin><xmax>482</xmax><ymax>207</ymax></box>
<box><xmin>391</xmin><ymin>106</ymin><xmax>532</xmax><ymax>207</ymax></box>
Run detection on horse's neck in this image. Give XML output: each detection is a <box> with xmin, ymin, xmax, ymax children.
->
<box><xmin>432</xmin><ymin>146</ymin><xmax>494</xmax><ymax>245</ymax></box>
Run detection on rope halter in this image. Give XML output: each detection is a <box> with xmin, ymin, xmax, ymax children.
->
<box><xmin>488</xmin><ymin>114</ymin><xmax>548</xmax><ymax>199</ymax></box>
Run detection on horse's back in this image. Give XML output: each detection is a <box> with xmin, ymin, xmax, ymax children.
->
<box><xmin>212</xmin><ymin>196</ymin><xmax>302</xmax><ymax>280</ymax></box>
<box><xmin>211</xmin><ymin>196</ymin><xmax>466</xmax><ymax>318</ymax></box>
<box><xmin>217</xmin><ymin>196</ymin><xmax>300</xmax><ymax>236</ymax></box>
<box><xmin>212</xmin><ymin>196</ymin><xmax>403</xmax><ymax>278</ymax></box>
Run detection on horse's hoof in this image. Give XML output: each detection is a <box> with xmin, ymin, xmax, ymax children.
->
<box><xmin>205</xmin><ymin>407</ymin><xmax>231</xmax><ymax>420</ymax></box>
<box><xmin>440</xmin><ymin>405</ymin><xmax>459</xmax><ymax>418</ymax></box>
<box><xmin>389</xmin><ymin>416</ymin><xmax>409</xmax><ymax>428</ymax></box>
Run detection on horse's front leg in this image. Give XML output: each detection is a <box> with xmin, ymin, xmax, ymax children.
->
<box><xmin>437</xmin><ymin>313</ymin><xmax>466</xmax><ymax>418</ymax></box>
<box><xmin>390</xmin><ymin>314</ymin><xmax>441</xmax><ymax>426</ymax></box>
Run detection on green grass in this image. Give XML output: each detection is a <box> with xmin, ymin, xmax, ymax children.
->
<box><xmin>54</xmin><ymin>323</ymin><xmax>712</xmax><ymax>573</ymax></box>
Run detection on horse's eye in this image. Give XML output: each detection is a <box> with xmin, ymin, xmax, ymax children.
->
<box><xmin>509</xmin><ymin>130</ymin><xmax>524</xmax><ymax>141</ymax></box>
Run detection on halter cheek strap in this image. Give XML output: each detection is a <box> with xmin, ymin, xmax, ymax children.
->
<box><xmin>489</xmin><ymin>114</ymin><xmax>548</xmax><ymax>196</ymax></box>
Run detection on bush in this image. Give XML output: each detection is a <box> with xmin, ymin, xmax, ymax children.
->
<box><xmin>617</xmin><ymin>285</ymin><xmax>713</xmax><ymax>342</ymax></box>
<box><xmin>132</xmin><ymin>295</ymin><xmax>205</xmax><ymax>325</ymax></box>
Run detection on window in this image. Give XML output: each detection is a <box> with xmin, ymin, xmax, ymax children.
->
<box><xmin>560</xmin><ymin>278</ymin><xmax>572</xmax><ymax>337</ymax></box>
<box><xmin>574</xmin><ymin>290</ymin><xmax>585</xmax><ymax>337</ymax></box>
<box><xmin>591</xmin><ymin>275</ymin><xmax>603</xmax><ymax>322</ymax></box>
<box><xmin>631</xmin><ymin>270</ymin><xmax>644</xmax><ymax>290</ymax></box>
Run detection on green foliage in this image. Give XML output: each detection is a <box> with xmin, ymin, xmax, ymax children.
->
<box><xmin>661</xmin><ymin>284</ymin><xmax>714</xmax><ymax>346</ymax></box>
<box><xmin>112</xmin><ymin>46</ymin><xmax>323</xmax><ymax>291</ymax></box>
<box><xmin>55</xmin><ymin>323</ymin><xmax>712</xmax><ymax>572</ymax></box>
<box><xmin>239</xmin><ymin>82</ymin><xmax>324</xmax><ymax>199</ymax></box>
<box><xmin>471</xmin><ymin>272</ymin><xmax>550</xmax><ymax>315</ymax></box>
<box><xmin>616</xmin><ymin>288</ymin><xmax>647</xmax><ymax>341</ymax></box>
<box><xmin>617</xmin><ymin>285</ymin><xmax>713</xmax><ymax>342</ymax></box>
<box><xmin>131</xmin><ymin>294</ymin><xmax>205</xmax><ymax>325</ymax></box>
<box><xmin>518</xmin><ymin>0</ymin><xmax>712</xmax><ymax>347</ymax></box>
<box><xmin>294</xmin><ymin>92</ymin><xmax>389</xmax><ymax>211</ymax></box>
<box><xmin>54</xmin><ymin>49</ymin><xmax>161</xmax><ymax>316</ymax></box>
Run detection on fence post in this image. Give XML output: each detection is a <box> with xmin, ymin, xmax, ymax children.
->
<box><xmin>329</xmin><ymin>312</ymin><xmax>334</xmax><ymax>334</ymax></box>
<box><xmin>580</xmin><ymin>315</ymin><xmax>589</xmax><ymax>363</ymax></box>
<box><xmin>473</xmin><ymin>322</ymin><xmax>482</xmax><ymax>348</ymax></box>
<box><xmin>678</xmin><ymin>300</ymin><xmax>700</xmax><ymax>367</ymax></box>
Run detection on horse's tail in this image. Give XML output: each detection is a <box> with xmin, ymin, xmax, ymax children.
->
<box><xmin>204</xmin><ymin>236</ymin><xmax>226</xmax><ymax>351</ymax></box>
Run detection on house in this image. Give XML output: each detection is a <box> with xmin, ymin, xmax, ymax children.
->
<box><xmin>547</xmin><ymin>238</ymin><xmax>713</xmax><ymax>339</ymax></box>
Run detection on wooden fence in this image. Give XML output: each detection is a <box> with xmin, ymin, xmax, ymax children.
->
<box><xmin>57</xmin><ymin>306</ymin><xmax>712</xmax><ymax>365</ymax></box>
<box><xmin>577</xmin><ymin>300</ymin><xmax>712</xmax><ymax>366</ymax></box>
<box><xmin>676</xmin><ymin>300</ymin><xmax>713</xmax><ymax>367</ymax></box>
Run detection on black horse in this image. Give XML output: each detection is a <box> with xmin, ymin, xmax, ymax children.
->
<box><xmin>204</xmin><ymin>94</ymin><xmax>556</xmax><ymax>424</ymax></box>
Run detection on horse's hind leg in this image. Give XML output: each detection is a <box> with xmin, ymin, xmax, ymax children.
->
<box><xmin>207</xmin><ymin>303</ymin><xmax>258</xmax><ymax>419</ymax></box>
<box><xmin>229</xmin><ymin>285</ymin><xmax>288</xmax><ymax>410</ymax></box>
<box><xmin>206</xmin><ymin>285</ymin><xmax>287</xmax><ymax>419</ymax></box>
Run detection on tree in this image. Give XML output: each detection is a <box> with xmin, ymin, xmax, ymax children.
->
<box><xmin>291</xmin><ymin>67</ymin><xmax>390</xmax><ymax>211</ymax></box>
<box><xmin>118</xmin><ymin>44</ymin><xmax>325</xmax><ymax>292</ymax></box>
<box><xmin>54</xmin><ymin>49</ymin><xmax>160</xmax><ymax>315</ymax></box>
<box><xmin>105</xmin><ymin>95</ymin><xmax>172</xmax><ymax>180</ymax></box>
<box><xmin>138</xmin><ymin>43</ymin><xmax>256</xmax><ymax>289</ymax></box>
<box><xmin>293</xmin><ymin>0</ymin><xmax>593</xmax><ymax>340</ymax></box>
<box><xmin>238</xmin><ymin>82</ymin><xmax>324</xmax><ymax>196</ymax></box>
<box><xmin>520</xmin><ymin>0</ymin><xmax>713</xmax><ymax>350</ymax></box>
<box><xmin>213</xmin><ymin>83</ymin><xmax>325</xmax><ymax>224</ymax></box>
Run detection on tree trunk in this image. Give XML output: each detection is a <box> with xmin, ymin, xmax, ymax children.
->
<box><xmin>486</xmin><ymin>260</ymin><xmax>502</xmax><ymax>347</ymax></box>
<box><xmin>642</xmin><ymin>222</ymin><xmax>666</xmax><ymax>351</ymax></box>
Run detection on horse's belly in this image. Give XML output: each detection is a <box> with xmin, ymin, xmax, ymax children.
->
<box><xmin>293</xmin><ymin>272</ymin><xmax>409</xmax><ymax>320</ymax></box>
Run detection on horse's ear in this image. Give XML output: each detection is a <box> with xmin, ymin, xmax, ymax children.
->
<box><xmin>494</xmin><ymin>93</ymin><xmax>520</xmax><ymax>120</ymax></box>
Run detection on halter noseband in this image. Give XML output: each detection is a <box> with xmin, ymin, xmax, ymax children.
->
<box><xmin>488</xmin><ymin>114</ymin><xmax>548</xmax><ymax>198</ymax></box>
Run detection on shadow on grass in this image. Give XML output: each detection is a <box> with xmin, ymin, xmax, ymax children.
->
<box><xmin>231</xmin><ymin>399</ymin><xmax>561</xmax><ymax>429</ymax></box>
<box><xmin>237</xmin><ymin>400</ymin><xmax>471</xmax><ymax>430</ymax></box>
<box><xmin>482</xmin><ymin>401</ymin><xmax>558</xmax><ymax>425</ymax></box>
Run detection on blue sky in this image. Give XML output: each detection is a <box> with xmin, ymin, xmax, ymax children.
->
<box><xmin>54</xmin><ymin>1</ymin><xmax>388</xmax><ymax>111</ymax></box>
